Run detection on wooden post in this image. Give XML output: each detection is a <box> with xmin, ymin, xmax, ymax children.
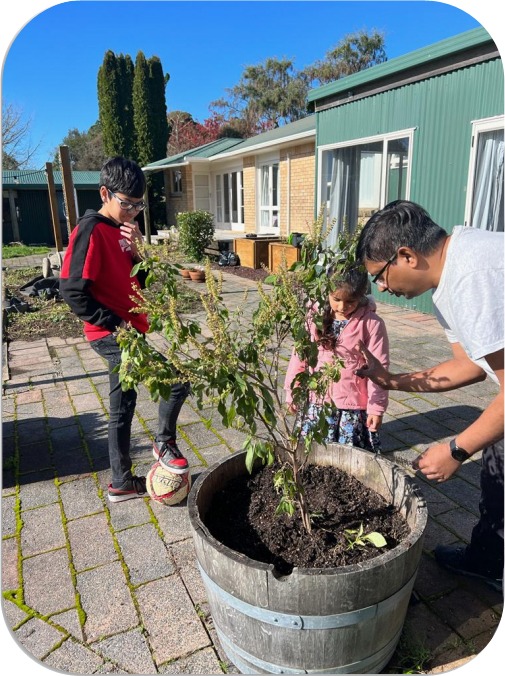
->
<box><xmin>59</xmin><ymin>145</ymin><xmax>78</xmax><ymax>235</ymax></box>
<box><xmin>143</xmin><ymin>184</ymin><xmax>151</xmax><ymax>244</ymax></box>
<box><xmin>45</xmin><ymin>162</ymin><xmax>63</xmax><ymax>251</ymax></box>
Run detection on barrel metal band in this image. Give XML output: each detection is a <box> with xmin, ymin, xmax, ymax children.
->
<box><xmin>216</xmin><ymin>624</ymin><xmax>402</xmax><ymax>674</ymax></box>
<box><xmin>198</xmin><ymin>563</ymin><xmax>415</xmax><ymax>631</ymax></box>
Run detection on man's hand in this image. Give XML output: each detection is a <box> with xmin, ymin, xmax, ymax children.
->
<box><xmin>412</xmin><ymin>442</ymin><xmax>463</xmax><ymax>482</ymax></box>
<box><xmin>354</xmin><ymin>341</ymin><xmax>391</xmax><ymax>388</ymax></box>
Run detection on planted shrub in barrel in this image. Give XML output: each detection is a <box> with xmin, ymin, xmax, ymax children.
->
<box><xmin>188</xmin><ymin>444</ymin><xmax>427</xmax><ymax>674</ymax></box>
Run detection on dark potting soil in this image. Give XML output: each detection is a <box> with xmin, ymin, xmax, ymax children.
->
<box><xmin>205</xmin><ymin>462</ymin><xmax>410</xmax><ymax>575</ymax></box>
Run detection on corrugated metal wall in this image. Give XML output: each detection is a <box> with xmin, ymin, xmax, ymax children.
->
<box><xmin>316</xmin><ymin>58</ymin><xmax>504</xmax><ymax>314</ymax></box>
<box><xmin>8</xmin><ymin>188</ymin><xmax>99</xmax><ymax>246</ymax></box>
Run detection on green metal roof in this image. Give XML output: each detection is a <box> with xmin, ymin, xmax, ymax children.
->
<box><xmin>217</xmin><ymin>115</ymin><xmax>315</xmax><ymax>154</ymax></box>
<box><xmin>2</xmin><ymin>169</ymin><xmax>100</xmax><ymax>189</ymax></box>
<box><xmin>143</xmin><ymin>137</ymin><xmax>244</xmax><ymax>170</ymax></box>
<box><xmin>143</xmin><ymin>115</ymin><xmax>316</xmax><ymax>169</ymax></box>
<box><xmin>308</xmin><ymin>27</ymin><xmax>496</xmax><ymax>103</ymax></box>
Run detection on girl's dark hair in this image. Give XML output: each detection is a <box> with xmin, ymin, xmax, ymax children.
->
<box><xmin>317</xmin><ymin>266</ymin><xmax>369</xmax><ymax>349</ymax></box>
<box><xmin>99</xmin><ymin>156</ymin><xmax>146</xmax><ymax>198</ymax></box>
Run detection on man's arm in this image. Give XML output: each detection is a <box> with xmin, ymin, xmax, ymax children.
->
<box><xmin>355</xmin><ymin>341</ymin><xmax>487</xmax><ymax>392</ymax></box>
<box><xmin>413</xmin><ymin>348</ymin><xmax>503</xmax><ymax>481</ymax></box>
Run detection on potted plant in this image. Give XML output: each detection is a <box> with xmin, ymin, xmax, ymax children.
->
<box><xmin>188</xmin><ymin>265</ymin><xmax>206</xmax><ymax>282</ymax></box>
<box><xmin>117</xmin><ymin>214</ymin><xmax>427</xmax><ymax>674</ymax></box>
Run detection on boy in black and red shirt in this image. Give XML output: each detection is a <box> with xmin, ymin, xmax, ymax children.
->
<box><xmin>60</xmin><ymin>156</ymin><xmax>190</xmax><ymax>502</ymax></box>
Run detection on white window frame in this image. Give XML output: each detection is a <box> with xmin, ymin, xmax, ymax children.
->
<box><xmin>257</xmin><ymin>153</ymin><xmax>280</xmax><ymax>234</ymax></box>
<box><xmin>317</xmin><ymin>128</ymin><xmax>415</xmax><ymax>241</ymax></box>
<box><xmin>464</xmin><ymin>115</ymin><xmax>504</xmax><ymax>231</ymax></box>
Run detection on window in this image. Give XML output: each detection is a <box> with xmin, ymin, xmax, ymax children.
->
<box><xmin>465</xmin><ymin>116</ymin><xmax>504</xmax><ymax>232</ymax></box>
<box><xmin>259</xmin><ymin>161</ymin><xmax>279</xmax><ymax>233</ymax></box>
<box><xmin>171</xmin><ymin>169</ymin><xmax>182</xmax><ymax>194</ymax></box>
<box><xmin>319</xmin><ymin>130</ymin><xmax>413</xmax><ymax>247</ymax></box>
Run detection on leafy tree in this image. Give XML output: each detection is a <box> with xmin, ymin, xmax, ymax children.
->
<box><xmin>211</xmin><ymin>57</ymin><xmax>309</xmax><ymax>135</ymax></box>
<box><xmin>304</xmin><ymin>30</ymin><xmax>387</xmax><ymax>85</ymax></box>
<box><xmin>51</xmin><ymin>122</ymin><xmax>105</xmax><ymax>170</ymax></box>
<box><xmin>166</xmin><ymin>111</ymin><xmax>228</xmax><ymax>155</ymax></box>
<box><xmin>2</xmin><ymin>102</ymin><xmax>41</xmax><ymax>169</ymax></box>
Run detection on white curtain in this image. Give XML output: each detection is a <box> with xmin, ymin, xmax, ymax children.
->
<box><xmin>327</xmin><ymin>148</ymin><xmax>357</xmax><ymax>248</ymax></box>
<box><xmin>471</xmin><ymin>131</ymin><xmax>504</xmax><ymax>232</ymax></box>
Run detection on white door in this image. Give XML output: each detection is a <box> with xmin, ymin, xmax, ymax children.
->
<box><xmin>193</xmin><ymin>174</ymin><xmax>211</xmax><ymax>212</ymax></box>
<box><xmin>214</xmin><ymin>171</ymin><xmax>244</xmax><ymax>231</ymax></box>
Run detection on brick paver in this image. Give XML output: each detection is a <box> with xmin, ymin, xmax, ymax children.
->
<box><xmin>2</xmin><ymin>266</ymin><xmax>503</xmax><ymax>673</ymax></box>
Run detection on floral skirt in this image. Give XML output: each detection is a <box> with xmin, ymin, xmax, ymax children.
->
<box><xmin>299</xmin><ymin>404</ymin><xmax>382</xmax><ymax>453</ymax></box>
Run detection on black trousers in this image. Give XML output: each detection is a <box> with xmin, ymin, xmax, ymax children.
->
<box><xmin>90</xmin><ymin>334</ymin><xmax>190</xmax><ymax>488</ymax></box>
<box><xmin>468</xmin><ymin>438</ymin><xmax>504</xmax><ymax>578</ymax></box>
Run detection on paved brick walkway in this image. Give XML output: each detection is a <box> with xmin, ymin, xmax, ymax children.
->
<box><xmin>1</xmin><ymin>265</ymin><xmax>503</xmax><ymax>674</ymax></box>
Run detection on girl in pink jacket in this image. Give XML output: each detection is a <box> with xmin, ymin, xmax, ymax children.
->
<box><xmin>284</xmin><ymin>266</ymin><xmax>389</xmax><ymax>452</ymax></box>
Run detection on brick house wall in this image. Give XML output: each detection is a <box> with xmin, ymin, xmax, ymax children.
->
<box><xmin>242</xmin><ymin>156</ymin><xmax>256</xmax><ymax>234</ymax></box>
<box><xmin>279</xmin><ymin>142</ymin><xmax>315</xmax><ymax>237</ymax></box>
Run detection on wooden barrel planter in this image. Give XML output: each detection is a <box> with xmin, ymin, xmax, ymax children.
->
<box><xmin>188</xmin><ymin>444</ymin><xmax>427</xmax><ymax>674</ymax></box>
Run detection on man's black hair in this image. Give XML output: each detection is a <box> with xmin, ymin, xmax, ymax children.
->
<box><xmin>99</xmin><ymin>156</ymin><xmax>146</xmax><ymax>198</ymax></box>
<box><xmin>356</xmin><ymin>200</ymin><xmax>447</xmax><ymax>263</ymax></box>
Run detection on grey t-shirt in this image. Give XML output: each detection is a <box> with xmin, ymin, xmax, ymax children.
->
<box><xmin>432</xmin><ymin>225</ymin><xmax>504</xmax><ymax>384</ymax></box>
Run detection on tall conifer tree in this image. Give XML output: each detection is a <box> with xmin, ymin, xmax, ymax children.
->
<box><xmin>133</xmin><ymin>51</ymin><xmax>155</xmax><ymax>167</ymax></box>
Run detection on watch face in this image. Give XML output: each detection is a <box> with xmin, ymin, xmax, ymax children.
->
<box><xmin>451</xmin><ymin>447</ymin><xmax>470</xmax><ymax>462</ymax></box>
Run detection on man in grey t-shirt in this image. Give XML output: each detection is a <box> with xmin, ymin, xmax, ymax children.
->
<box><xmin>354</xmin><ymin>200</ymin><xmax>503</xmax><ymax>593</ymax></box>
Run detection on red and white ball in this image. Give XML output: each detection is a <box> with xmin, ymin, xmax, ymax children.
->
<box><xmin>146</xmin><ymin>462</ymin><xmax>191</xmax><ymax>505</ymax></box>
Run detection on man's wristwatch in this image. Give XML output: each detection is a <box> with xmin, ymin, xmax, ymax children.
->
<box><xmin>449</xmin><ymin>438</ymin><xmax>471</xmax><ymax>462</ymax></box>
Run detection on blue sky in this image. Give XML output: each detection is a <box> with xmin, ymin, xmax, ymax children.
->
<box><xmin>0</xmin><ymin>0</ymin><xmax>501</xmax><ymax>169</ymax></box>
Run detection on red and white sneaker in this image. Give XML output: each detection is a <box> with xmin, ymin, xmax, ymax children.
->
<box><xmin>108</xmin><ymin>476</ymin><xmax>147</xmax><ymax>503</ymax></box>
<box><xmin>152</xmin><ymin>440</ymin><xmax>189</xmax><ymax>474</ymax></box>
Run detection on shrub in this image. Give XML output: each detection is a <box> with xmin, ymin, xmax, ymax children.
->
<box><xmin>176</xmin><ymin>210</ymin><xmax>215</xmax><ymax>262</ymax></box>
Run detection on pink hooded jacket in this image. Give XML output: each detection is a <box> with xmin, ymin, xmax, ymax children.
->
<box><xmin>284</xmin><ymin>298</ymin><xmax>389</xmax><ymax>415</ymax></box>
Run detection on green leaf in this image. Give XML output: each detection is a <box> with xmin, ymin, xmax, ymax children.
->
<box><xmin>364</xmin><ymin>532</ymin><xmax>387</xmax><ymax>548</ymax></box>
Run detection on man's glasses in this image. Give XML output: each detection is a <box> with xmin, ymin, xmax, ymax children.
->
<box><xmin>371</xmin><ymin>251</ymin><xmax>398</xmax><ymax>286</ymax></box>
<box><xmin>108</xmin><ymin>190</ymin><xmax>146</xmax><ymax>212</ymax></box>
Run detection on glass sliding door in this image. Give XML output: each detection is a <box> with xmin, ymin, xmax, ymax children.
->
<box><xmin>214</xmin><ymin>170</ymin><xmax>244</xmax><ymax>231</ymax></box>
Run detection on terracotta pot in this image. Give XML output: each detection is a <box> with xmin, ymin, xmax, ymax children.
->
<box><xmin>189</xmin><ymin>270</ymin><xmax>206</xmax><ymax>282</ymax></box>
<box><xmin>180</xmin><ymin>269</ymin><xmax>191</xmax><ymax>278</ymax></box>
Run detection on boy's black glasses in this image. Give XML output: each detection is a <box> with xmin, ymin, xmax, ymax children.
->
<box><xmin>371</xmin><ymin>251</ymin><xmax>398</xmax><ymax>285</ymax></box>
<box><xmin>108</xmin><ymin>190</ymin><xmax>146</xmax><ymax>212</ymax></box>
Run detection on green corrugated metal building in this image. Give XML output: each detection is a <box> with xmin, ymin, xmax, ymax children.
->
<box><xmin>2</xmin><ymin>170</ymin><xmax>101</xmax><ymax>247</ymax></box>
<box><xmin>309</xmin><ymin>27</ymin><xmax>504</xmax><ymax>314</ymax></box>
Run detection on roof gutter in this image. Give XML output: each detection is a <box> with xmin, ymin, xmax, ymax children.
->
<box><xmin>211</xmin><ymin>129</ymin><xmax>315</xmax><ymax>161</ymax></box>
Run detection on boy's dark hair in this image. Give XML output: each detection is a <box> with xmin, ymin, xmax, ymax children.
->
<box><xmin>318</xmin><ymin>266</ymin><xmax>369</xmax><ymax>349</ymax></box>
<box><xmin>356</xmin><ymin>200</ymin><xmax>447</xmax><ymax>263</ymax></box>
<box><xmin>99</xmin><ymin>157</ymin><xmax>146</xmax><ymax>198</ymax></box>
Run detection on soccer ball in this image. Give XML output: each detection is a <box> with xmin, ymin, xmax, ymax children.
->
<box><xmin>146</xmin><ymin>462</ymin><xmax>191</xmax><ymax>506</ymax></box>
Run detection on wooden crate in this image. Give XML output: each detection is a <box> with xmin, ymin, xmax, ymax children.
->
<box><xmin>234</xmin><ymin>237</ymin><xmax>279</xmax><ymax>269</ymax></box>
<box><xmin>268</xmin><ymin>242</ymin><xmax>301</xmax><ymax>273</ymax></box>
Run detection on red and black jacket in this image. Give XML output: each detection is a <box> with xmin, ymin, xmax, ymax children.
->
<box><xmin>60</xmin><ymin>210</ymin><xmax>149</xmax><ymax>341</ymax></box>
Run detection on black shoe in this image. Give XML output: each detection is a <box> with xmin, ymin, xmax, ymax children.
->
<box><xmin>108</xmin><ymin>476</ymin><xmax>147</xmax><ymax>503</ymax></box>
<box><xmin>152</xmin><ymin>440</ymin><xmax>189</xmax><ymax>474</ymax></box>
<box><xmin>434</xmin><ymin>544</ymin><xmax>502</xmax><ymax>592</ymax></box>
